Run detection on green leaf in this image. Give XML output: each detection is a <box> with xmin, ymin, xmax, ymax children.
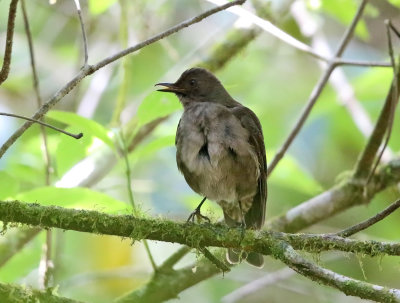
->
<box><xmin>131</xmin><ymin>135</ymin><xmax>175</xmax><ymax>161</ymax></box>
<box><xmin>88</xmin><ymin>0</ymin><xmax>117</xmax><ymax>15</ymax></box>
<box><xmin>353</xmin><ymin>68</ymin><xmax>392</xmax><ymax>101</ymax></box>
<box><xmin>388</xmin><ymin>0</ymin><xmax>400</xmax><ymax>8</ymax></box>
<box><xmin>13</xmin><ymin>187</ymin><xmax>131</xmax><ymax>214</ymax></box>
<box><xmin>55</xmin><ymin>126</ymin><xmax>93</xmax><ymax>176</ymax></box>
<box><xmin>0</xmin><ymin>171</ymin><xmax>19</xmax><ymax>199</ymax></box>
<box><xmin>0</xmin><ymin>233</ymin><xmax>41</xmax><ymax>283</ymax></box>
<box><xmin>319</xmin><ymin>0</ymin><xmax>369</xmax><ymax>39</ymax></box>
<box><xmin>269</xmin><ymin>154</ymin><xmax>323</xmax><ymax>196</ymax></box>
<box><xmin>47</xmin><ymin>110</ymin><xmax>114</xmax><ymax>149</ymax></box>
<box><xmin>136</xmin><ymin>92</ymin><xmax>181</xmax><ymax>128</ymax></box>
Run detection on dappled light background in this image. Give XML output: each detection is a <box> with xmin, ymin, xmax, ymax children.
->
<box><xmin>1</xmin><ymin>0</ymin><xmax>400</xmax><ymax>302</ymax></box>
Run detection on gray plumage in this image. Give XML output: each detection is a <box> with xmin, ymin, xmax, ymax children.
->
<box><xmin>156</xmin><ymin>68</ymin><xmax>267</xmax><ymax>267</ymax></box>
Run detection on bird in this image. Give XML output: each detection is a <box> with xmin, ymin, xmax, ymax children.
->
<box><xmin>156</xmin><ymin>67</ymin><xmax>267</xmax><ymax>267</ymax></box>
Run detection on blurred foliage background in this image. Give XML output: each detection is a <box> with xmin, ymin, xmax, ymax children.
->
<box><xmin>0</xmin><ymin>0</ymin><xmax>400</xmax><ymax>302</ymax></box>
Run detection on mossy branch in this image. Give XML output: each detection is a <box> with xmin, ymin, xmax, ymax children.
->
<box><xmin>0</xmin><ymin>282</ymin><xmax>83</xmax><ymax>303</ymax></box>
<box><xmin>271</xmin><ymin>240</ymin><xmax>400</xmax><ymax>303</ymax></box>
<box><xmin>2</xmin><ymin>201</ymin><xmax>400</xmax><ymax>303</ymax></box>
<box><xmin>0</xmin><ymin>201</ymin><xmax>399</xmax><ymax>258</ymax></box>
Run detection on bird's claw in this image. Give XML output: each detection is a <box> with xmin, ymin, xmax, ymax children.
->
<box><xmin>186</xmin><ymin>207</ymin><xmax>211</xmax><ymax>223</ymax></box>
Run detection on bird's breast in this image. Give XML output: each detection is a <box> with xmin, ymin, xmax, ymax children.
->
<box><xmin>176</xmin><ymin>102</ymin><xmax>259</xmax><ymax>204</ymax></box>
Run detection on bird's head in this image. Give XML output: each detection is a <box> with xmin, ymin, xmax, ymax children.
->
<box><xmin>156</xmin><ymin>67</ymin><xmax>234</xmax><ymax>106</ymax></box>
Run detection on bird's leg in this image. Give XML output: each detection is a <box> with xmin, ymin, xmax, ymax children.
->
<box><xmin>187</xmin><ymin>197</ymin><xmax>210</xmax><ymax>223</ymax></box>
<box><xmin>238</xmin><ymin>200</ymin><xmax>247</xmax><ymax>229</ymax></box>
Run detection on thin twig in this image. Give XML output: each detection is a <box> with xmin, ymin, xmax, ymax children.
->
<box><xmin>0</xmin><ymin>112</ymin><xmax>83</xmax><ymax>139</ymax></box>
<box><xmin>206</xmin><ymin>0</ymin><xmax>390</xmax><ymax>68</ymax></box>
<box><xmin>267</xmin><ymin>0</ymin><xmax>369</xmax><ymax>176</ymax></box>
<box><xmin>21</xmin><ymin>0</ymin><xmax>55</xmax><ymax>287</ymax></box>
<box><xmin>44</xmin><ymin>230</ymin><xmax>53</xmax><ymax>288</ymax></box>
<box><xmin>335</xmin><ymin>199</ymin><xmax>400</xmax><ymax>238</ymax></box>
<box><xmin>38</xmin><ymin>230</ymin><xmax>54</xmax><ymax>289</ymax></box>
<box><xmin>117</xmin><ymin>131</ymin><xmax>158</xmax><ymax>271</ymax></box>
<box><xmin>72</xmin><ymin>0</ymin><xmax>89</xmax><ymax>66</ymax></box>
<box><xmin>0</xmin><ymin>0</ymin><xmax>246</xmax><ymax>159</ymax></box>
<box><xmin>365</xmin><ymin>20</ymin><xmax>400</xmax><ymax>184</ymax></box>
<box><xmin>0</xmin><ymin>0</ymin><xmax>19</xmax><ymax>85</ymax></box>
<box><xmin>21</xmin><ymin>0</ymin><xmax>52</xmax><ymax>184</ymax></box>
<box><xmin>91</xmin><ymin>0</ymin><xmax>246</xmax><ymax>71</ymax></box>
<box><xmin>111</xmin><ymin>0</ymin><xmax>130</xmax><ymax>125</ymax></box>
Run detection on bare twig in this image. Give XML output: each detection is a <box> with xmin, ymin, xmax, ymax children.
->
<box><xmin>117</xmin><ymin>130</ymin><xmax>158</xmax><ymax>271</ymax></box>
<box><xmin>268</xmin><ymin>157</ymin><xmax>400</xmax><ymax>233</ymax></box>
<box><xmin>0</xmin><ymin>0</ymin><xmax>19</xmax><ymax>85</ymax></box>
<box><xmin>21</xmin><ymin>0</ymin><xmax>55</xmax><ymax>287</ymax></box>
<box><xmin>91</xmin><ymin>0</ymin><xmax>245</xmax><ymax>71</ymax></box>
<box><xmin>335</xmin><ymin>199</ymin><xmax>400</xmax><ymax>237</ymax></box>
<box><xmin>111</xmin><ymin>0</ymin><xmax>129</xmax><ymax>125</ymax></box>
<box><xmin>271</xmin><ymin>240</ymin><xmax>400</xmax><ymax>303</ymax></box>
<box><xmin>72</xmin><ymin>0</ymin><xmax>89</xmax><ymax>66</ymax></box>
<box><xmin>206</xmin><ymin>0</ymin><xmax>390</xmax><ymax>68</ymax></box>
<box><xmin>0</xmin><ymin>112</ymin><xmax>83</xmax><ymax>139</ymax></box>
<box><xmin>0</xmin><ymin>0</ymin><xmax>246</xmax><ymax>159</ymax></box>
<box><xmin>267</xmin><ymin>0</ymin><xmax>369</xmax><ymax>176</ymax></box>
<box><xmin>21</xmin><ymin>0</ymin><xmax>53</xmax><ymax>183</ymax></box>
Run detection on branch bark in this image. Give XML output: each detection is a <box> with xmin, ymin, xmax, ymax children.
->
<box><xmin>1</xmin><ymin>201</ymin><xmax>400</xmax><ymax>258</ymax></box>
<box><xmin>271</xmin><ymin>240</ymin><xmax>400</xmax><ymax>303</ymax></box>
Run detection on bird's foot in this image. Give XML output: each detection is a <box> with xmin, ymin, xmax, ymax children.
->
<box><xmin>187</xmin><ymin>207</ymin><xmax>211</xmax><ymax>223</ymax></box>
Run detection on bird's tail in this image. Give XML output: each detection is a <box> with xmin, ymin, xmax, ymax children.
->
<box><xmin>226</xmin><ymin>249</ymin><xmax>264</xmax><ymax>268</ymax></box>
<box><xmin>223</xmin><ymin>212</ymin><xmax>264</xmax><ymax>268</ymax></box>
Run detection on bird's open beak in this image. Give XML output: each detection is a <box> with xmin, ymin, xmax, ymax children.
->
<box><xmin>155</xmin><ymin>82</ymin><xmax>186</xmax><ymax>93</ymax></box>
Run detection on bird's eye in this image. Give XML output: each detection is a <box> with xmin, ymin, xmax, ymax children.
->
<box><xmin>190</xmin><ymin>79</ymin><xmax>196</xmax><ymax>86</ymax></box>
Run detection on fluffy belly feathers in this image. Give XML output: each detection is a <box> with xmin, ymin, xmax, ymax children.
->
<box><xmin>176</xmin><ymin>102</ymin><xmax>259</xmax><ymax>207</ymax></box>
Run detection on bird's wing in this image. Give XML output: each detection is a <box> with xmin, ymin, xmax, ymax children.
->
<box><xmin>231</xmin><ymin>105</ymin><xmax>267</xmax><ymax>229</ymax></box>
<box><xmin>175</xmin><ymin>118</ymin><xmax>182</xmax><ymax>146</ymax></box>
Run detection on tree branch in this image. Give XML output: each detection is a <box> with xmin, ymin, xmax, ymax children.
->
<box><xmin>0</xmin><ymin>0</ymin><xmax>246</xmax><ymax>159</ymax></box>
<box><xmin>267</xmin><ymin>0</ymin><xmax>368</xmax><ymax>176</ymax></box>
<box><xmin>2</xmin><ymin>201</ymin><xmax>400</xmax><ymax>303</ymax></box>
<box><xmin>0</xmin><ymin>282</ymin><xmax>83</xmax><ymax>303</ymax></box>
<box><xmin>115</xmin><ymin>249</ymin><xmax>228</xmax><ymax>303</ymax></box>
<box><xmin>0</xmin><ymin>0</ymin><xmax>19</xmax><ymax>85</ymax></box>
<box><xmin>271</xmin><ymin>240</ymin><xmax>400</xmax><ymax>303</ymax></box>
<box><xmin>207</xmin><ymin>0</ymin><xmax>390</xmax><ymax>68</ymax></box>
<box><xmin>335</xmin><ymin>199</ymin><xmax>400</xmax><ymax>237</ymax></box>
<box><xmin>72</xmin><ymin>0</ymin><xmax>89</xmax><ymax>66</ymax></box>
<box><xmin>0</xmin><ymin>201</ymin><xmax>400</xmax><ymax>258</ymax></box>
<box><xmin>268</xmin><ymin>158</ymin><xmax>400</xmax><ymax>232</ymax></box>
